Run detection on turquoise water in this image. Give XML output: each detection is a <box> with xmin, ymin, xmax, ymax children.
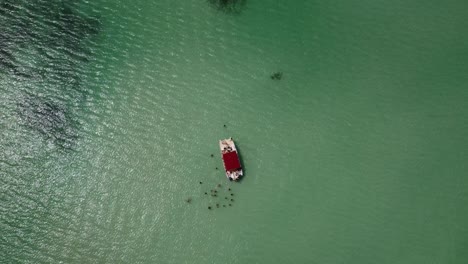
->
<box><xmin>1</xmin><ymin>0</ymin><xmax>468</xmax><ymax>263</ymax></box>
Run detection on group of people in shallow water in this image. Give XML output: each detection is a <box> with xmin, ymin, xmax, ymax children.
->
<box><xmin>194</xmin><ymin>181</ymin><xmax>235</xmax><ymax>210</ymax></box>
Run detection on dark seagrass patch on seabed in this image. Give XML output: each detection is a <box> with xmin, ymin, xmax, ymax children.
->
<box><xmin>17</xmin><ymin>93</ymin><xmax>79</xmax><ymax>150</ymax></box>
<box><xmin>1</xmin><ymin>0</ymin><xmax>102</xmax><ymax>151</ymax></box>
<box><xmin>0</xmin><ymin>0</ymin><xmax>101</xmax><ymax>80</ymax></box>
<box><xmin>207</xmin><ymin>0</ymin><xmax>247</xmax><ymax>14</ymax></box>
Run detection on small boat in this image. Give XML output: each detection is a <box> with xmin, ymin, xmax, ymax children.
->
<box><xmin>219</xmin><ymin>137</ymin><xmax>243</xmax><ymax>181</ymax></box>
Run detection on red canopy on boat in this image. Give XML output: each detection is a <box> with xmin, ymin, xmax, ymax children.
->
<box><xmin>222</xmin><ymin>151</ymin><xmax>241</xmax><ymax>171</ymax></box>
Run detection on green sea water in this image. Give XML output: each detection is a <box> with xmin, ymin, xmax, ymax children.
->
<box><xmin>1</xmin><ymin>0</ymin><xmax>468</xmax><ymax>263</ymax></box>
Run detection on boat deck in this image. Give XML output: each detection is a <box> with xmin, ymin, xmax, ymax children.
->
<box><xmin>219</xmin><ymin>137</ymin><xmax>243</xmax><ymax>181</ymax></box>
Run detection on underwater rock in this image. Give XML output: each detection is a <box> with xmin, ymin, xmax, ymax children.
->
<box><xmin>270</xmin><ymin>72</ymin><xmax>283</xmax><ymax>80</ymax></box>
<box><xmin>207</xmin><ymin>0</ymin><xmax>246</xmax><ymax>14</ymax></box>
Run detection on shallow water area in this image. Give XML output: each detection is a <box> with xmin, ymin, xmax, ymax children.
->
<box><xmin>1</xmin><ymin>0</ymin><xmax>468</xmax><ymax>263</ymax></box>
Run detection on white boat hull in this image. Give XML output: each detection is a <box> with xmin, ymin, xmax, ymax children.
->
<box><xmin>219</xmin><ymin>137</ymin><xmax>243</xmax><ymax>181</ymax></box>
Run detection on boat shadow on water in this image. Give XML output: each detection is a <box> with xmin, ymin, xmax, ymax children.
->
<box><xmin>234</xmin><ymin>141</ymin><xmax>247</xmax><ymax>183</ymax></box>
